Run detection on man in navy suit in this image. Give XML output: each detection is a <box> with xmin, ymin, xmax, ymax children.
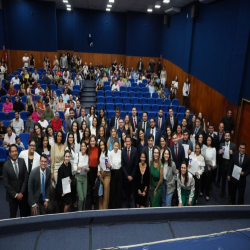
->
<box><xmin>121</xmin><ymin>135</ymin><xmax>138</xmax><ymax>208</ymax></box>
<box><xmin>170</xmin><ymin>133</ymin><xmax>185</xmax><ymax>171</ymax></box>
<box><xmin>74</xmin><ymin>100</ymin><xmax>82</xmax><ymax>119</ymax></box>
<box><xmin>110</xmin><ymin>107</ymin><xmax>120</xmax><ymax>130</ymax></box>
<box><xmin>155</xmin><ymin>108</ymin><xmax>165</xmax><ymax>135</ymax></box>
<box><xmin>146</xmin><ymin>118</ymin><xmax>161</xmax><ymax>146</ymax></box>
<box><xmin>165</xmin><ymin>107</ymin><xmax>178</xmax><ymax>133</ymax></box>
<box><xmin>130</xmin><ymin>107</ymin><xmax>141</xmax><ymax>146</ymax></box>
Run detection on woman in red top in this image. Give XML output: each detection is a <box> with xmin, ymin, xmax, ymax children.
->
<box><xmin>7</xmin><ymin>84</ymin><xmax>17</xmax><ymax>97</ymax></box>
<box><xmin>88</xmin><ymin>135</ymin><xmax>99</xmax><ymax>210</ymax></box>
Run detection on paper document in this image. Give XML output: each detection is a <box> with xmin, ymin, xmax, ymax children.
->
<box><xmin>104</xmin><ymin>157</ymin><xmax>110</xmax><ymax>171</ymax></box>
<box><xmin>222</xmin><ymin>146</ymin><xmax>230</xmax><ymax>160</ymax></box>
<box><xmin>183</xmin><ymin>144</ymin><xmax>189</xmax><ymax>158</ymax></box>
<box><xmin>232</xmin><ymin>165</ymin><xmax>242</xmax><ymax>180</ymax></box>
<box><xmin>188</xmin><ymin>158</ymin><xmax>199</xmax><ymax>175</ymax></box>
<box><xmin>80</xmin><ymin>165</ymin><xmax>89</xmax><ymax>175</ymax></box>
<box><xmin>62</xmin><ymin>177</ymin><xmax>71</xmax><ymax>194</ymax></box>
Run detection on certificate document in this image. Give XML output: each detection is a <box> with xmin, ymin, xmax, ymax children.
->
<box><xmin>183</xmin><ymin>144</ymin><xmax>189</xmax><ymax>159</ymax></box>
<box><xmin>62</xmin><ymin>177</ymin><xmax>71</xmax><ymax>194</ymax></box>
<box><xmin>188</xmin><ymin>158</ymin><xmax>199</xmax><ymax>175</ymax></box>
<box><xmin>232</xmin><ymin>165</ymin><xmax>242</xmax><ymax>180</ymax></box>
<box><xmin>222</xmin><ymin>146</ymin><xmax>230</xmax><ymax>160</ymax></box>
<box><xmin>80</xmin><ymin>165</ymin><xmax>89</xmax><ymax>175</ymax></box>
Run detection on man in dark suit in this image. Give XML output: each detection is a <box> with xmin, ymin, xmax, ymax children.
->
<box><xmin>165</xmin><ymin>107</ymin><xmax>178</xmax><ymax>133</ymax></box>
<box><xmin>121</xmin><ymin>135</ymin><xmax>138</xmax><ymax>208</ymax></box>
<box><xmin>155</xmin><ymin>108</ymin><xmax>165</xmax><ymax>135</ymax></box>
<box><xmin>137</xmin><ymin>111</ymin><xmax>150</xmax><ymax>138</ymax></box>
<box><xmin>142</xmin><ymin>134</ymin><xmax>154</xmax><ymax>168</ymax></box>
<box><xmin>76</xmin><ymin>107</ymin><xmax>90</xmax><ymax>128</ymax></box>
<box><xmin>192</xmin><ymin>117</ymin><xmax>205</xmax><ymax>141</ymax></box>
<box><xmin>218</xmin><ymin>131</ymin><xmax>237</xmax><ymax>199</ymax></box>
<box><xmin>66</xmin><ymin>108</ymin><xmax>76</xmax><ymax>133</ymax></box>
<box><xmin>205</xmin><ymin>123</ymin><xmax>219</xmax><ymax>149</ymax></box>
<box><xmin>178</xmin><ymin>129</ymin><xmax>193</xmax><ymax>166</ymax></box>
<box><xmin>130</xmin><ymin>107</ymin><xmax>141</xmax><ymax>146</ymax></box>
<box><xmin>228</xmin><ymin>142</ymin><xmax>250</xmax><ymax>205</ymax></box>
<box><xmin>146</xmin><ymin>118</ymin><xmax>161</xmax><ymax>146</ymax></box>
<box><xmin>184</xmin><ymin>108</ymin><xmax>193</xmax><ymax>132</ymax></box>
<box><xmin>110</xmin><ymin>107</ymin><xmax>120</xmax><ymax>130</ymax></box>
<box><xmin>170</xmin><ymin>133</ymin><xmax>185</xmax><ymax>171</ymax></box>
<box><xmin>74</xmin><ymin>100</ymin><xmax>82</xmax><ymax>119</ymax></box>
<box><xmin>3</xmin><ymin>144</ymin><xmax>29</xmax><ymax>218</ymax></box>
<box><xmin>221</xmin><ymin>109</ymin><xmax>234</xmax><ymax>136</ymax></box>
<box><xmin>28</xmin><ymin>154</ymin><xmax>51</xmax><ymax>215</ymax></box>
<box><xmin>117</xmin><ymin>118</ymin><xmax>127</xmax><ymax>138</ymax></box>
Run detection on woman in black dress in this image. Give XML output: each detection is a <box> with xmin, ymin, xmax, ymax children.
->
<box><xmin>136</xmin><ymin>151</ymin><xmax>150</xmax><ymax>208</ymax></box>
<box><xmin>57</xmin><ymin>150</ymin><xmax>73</xmax><ymax>213</ymax></box>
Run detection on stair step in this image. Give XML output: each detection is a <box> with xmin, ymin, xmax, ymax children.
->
<box><xmin>80</xmin><ymin>97</ymin><xmax>96</xmax><ymax>102</ymax></box>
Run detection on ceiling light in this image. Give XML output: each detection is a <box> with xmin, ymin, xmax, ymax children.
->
<box><xmin>66</xmin><ymin>4</ymin><xmax>71</xmax><ymax>7</ymax></box>
<box><xmin>163</xmin><ymin>0</ymin><xmax>170</xmax><ymax>3</ymax></box>
<box><xmin>67</xmin><ymin>8</ymin><xmax>71</xmax><ymax>11</ymax></box>
<box><xmin>106</xmin><ymin>8</ymin><xmax>111</xmax><ymax>11</ymax></box>
<box><xmin>147</xmin><ymin>8</ymin><xmax>153</xmax><ymax>12</ymax></box>
<box><xmin>63</xmin><ymin>0</ymin><xmax>68</xmax><ymax>3</ymax></box>
<box><xmin>109</xmin><ymin>0</ymin><xmax>114</xmax><ymax>3</ymax></box>
<box><xmin>155</xmin><ymin>1</ymin><xmax>161</xmax><ymax>8</ymax></box>
<box><xmin>107</xmin><ymin>4</ymin><xmax>112</xmax><ymax>8</ymax></box>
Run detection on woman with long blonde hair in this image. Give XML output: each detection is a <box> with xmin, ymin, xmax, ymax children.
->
<box><xmin>124</xmin><ymin>114</ymin><xmax>133</xmax><ymax>137</ymax></box>
<box><xmin>25</xmin><ymin>96</ymin><xmax>35</xmax><ymax>114</ymax></box>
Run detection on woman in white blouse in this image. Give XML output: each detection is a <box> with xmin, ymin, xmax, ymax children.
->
<box><xmin>90</xmin><ymin>117</ymin><xmax>98</xmax><ymax>136</ymax></box>
<box><xmin>160</xmin><ymin>66</ymin><xmax>167</xmax><ymax>87</ymax></box>
<box><xmin>67</xmin><ymin>121</ymin><xmax>81</xmax><ymax>153</ymax></box>
<box><xmin>177</xmin><ymin>163</ymin><xmax>195</xmax><ymax>206</ymax></box>
<box><xmin>170</xmin><ymin>76</ymin><xmax>178</xmax><ymax>100</ymax></box>
<box><xmin>87</xmin><ymin>106</ymin><xmax>97</xmax><ymax>128</ymax></box>
<box><xmin>189</xmin><ymin>143</ymin><xmax>205</xmax><ymax>204</ymax></box>
<box><xmin>97</xmin><ymin>139</ymin><xmax>111</xmax><ymax>210</ymax></box>
<box><xmin>108</xmin><ymin>140</ymin><xmax>122</xmax><ymax>209</ymax></box>
<box><xmin>200</xmin><ymin>135</ymin><xmax>216</xmax><ymax>201</ymax></box>
<box><xmin>74</xmin><ymin>140</ymin><xmax>89</xmax><ymax>211</ymax></box>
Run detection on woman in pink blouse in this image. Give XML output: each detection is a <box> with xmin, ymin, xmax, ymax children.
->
<box><xmin>31</xmin><ymin>106</ymin><xmax>41</xmax><ymax>122</ymax></box>
<box><xmin>2</xmin><ymin>97</ymin><xmax>13</xmax><ymax>115</ymax></box>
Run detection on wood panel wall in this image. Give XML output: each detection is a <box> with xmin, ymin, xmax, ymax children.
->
<box><xmin>162</xmin><ymin>58</ymin><xmax>239</xmax><ymax>136</ymax></box>
<box><xmin>126</xmin><ymin>56</ymin><xmax>159</xmax><ymax>70</ymax></box>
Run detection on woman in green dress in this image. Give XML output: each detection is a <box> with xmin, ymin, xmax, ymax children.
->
<box><xmin>150</xmin><ymin>146</ymin><xmax>163</xmax><ymax>207</ymax></box>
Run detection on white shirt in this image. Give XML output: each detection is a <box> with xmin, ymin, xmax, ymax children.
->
<box><xmin>171</xmin><ymin>81</ymin><xmax>178</xmax><ymax>90</ymax></box>
<box><xmin>48</xmin><ymin>136</ymin><xmax>55</xmax><ymax>146</ymax></box>
<box><xmin>32</xmin><ymin>73</ymin><xmax>39</xmax><ymax>80</ymax></box>
<box><xmin>108</xmin><ymin>149</ymin><xmax>122</xmax><ymax>170</ymax></box>
<box><xmin>38</xmin><ymin>120</ymin><xmax>49</xmax><ymax>132</ymax></box>
<box><xmin>11</xmin><ymin>77</ymin><xmax>20</xmax><ymax>86</ymax></box>
<box><xmin>4</xmin><ymin>133</ymin><xmax>16</xmax><ymax>149</ymax></box>
<box><xmin>73</xmin><ymin>152</ymin><xmax>89</xmax><ymax>174</ymax></box>
<box><xmin>23</xmin><ymin>56</ymin><xmax>29</xmax><ymax>67</ymax></box>
<box><xmin>111</xmin><ymin>84</ymin><xmax>120</xmax><ymax>91</ymax></box>
<box><xmin>177</xmin><ymin>172</ymin><xmax>195</xmax><ymax>204</ymax></box>
<box><xmin>35</xmin><ymin>87</ymin><xmax>44</xmax><ymax>95</ymax></box>
<box><xmin>189</xmin><ymin>152</ymin><xmax>205</xmax><ymax>179</ymax></box>
<box><xmin>90</xmin><ymin>126</ymin><xmax>97</xmax><ymax>136</ymax></box>
<box><xmin>11</xmin><ymin>159</ymin><xmax>19</xmax><ymax>177</ymax></box>
<box><xmin>12</xmin><ymin>118</ymin><xmax>24</xmax><ymax>135</ymax></box>
<box><xmin>150</xmin><ymin>127</ymin><xmax>156</xmax><ymax>145</ymax></box>
<box><xmin>183</xmin><ymin>82</ymin><xmax>190</xmax><ymax>96</ymax></box>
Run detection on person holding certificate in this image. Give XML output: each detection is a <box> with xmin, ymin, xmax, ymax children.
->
<box><xmin>189</xmin><ymin>144</ymin><xmax>205</xmax><ymax>204</ymax></box>
<box><xmin>179</xmin><ymin>129</ymin><xmax>193</xmax><ymax>167</ymax></box>
<box><xmin>177</xmin><ymin>163</ymin><xmax>195</xmax><ymax>206</ymax></box>
<box><xmin>200</xmin><ymin>136</ymin><xmax>216</xmax><ymax>201</ymax></box>
<box><xmin>97</xmin><ymin>139</ymin><xmax>111</xmax><ymax>210</ymax></box>
<box><xmin>227</xmin><ymin>142</ymin><xmax>250</xmax><ymax>205</ymax></box>
<box><xmin>57</xmin><ymin>151</ymin><xmax>73</xmax><ymax>213</ymax></box>
<box><xmin>74</xmin><ymin>140</ymin><xmax>89</xmax><ymax>211</ymax></box>
<box><xmin>218</xmin><ymin>131</ymin><xmax>236</xmax><ymax>200</ymax></box>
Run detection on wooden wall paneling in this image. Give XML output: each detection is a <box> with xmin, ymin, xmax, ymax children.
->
<box><xmin>126</xmin><ymin>56</ymin><xmax>159</xmax><ymax>72</ymax></box>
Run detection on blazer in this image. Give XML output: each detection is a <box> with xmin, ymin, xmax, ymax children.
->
<box><xmin>130</xmin><ymin>116</ymin><xmax>141</xmax><ymax>132</ymax></box>
<box><xmin>155</xmin><ymin>116</ymin><xmax>165</xmax><ymax>135</ymax></box>
<box><xmin>205</xmin><ymin>132</ymin><xmax>219</xmax><ymax>150</ymax></box>
<box><xmin>77</xmin><ymin>116</ymin><xmax>90</xmax><ymax>128</ymax></box>
<box><xmin>141</xmin><ymin>145</ymin><xmax>153</xmax><ymax>168</ymax></box>
<box><xmin>110</xmin><ymin>116</ymin><xmax>120</xmax><ymax>129</ymax></box>
<box><xmin>66</xmin><ymin>118</ymin><xmax>76</xmax><ymax>133</ymax></box>
<box><xmin>178</xmin><ymin>138</ymin><xmax>193</xmax><ymax>157</ymax></box>
<box><xmin>19</xmin><ymin>150</ymin><xmax>41</xmax><ymax>172</ymax></box>
<box><xmin>121</xmin><ymin>146</ymin><xmax>138</xmax><ymax>179</ymax></box>
<box><xmin>28</xmin><ymin>167</ymin><xmax>51</xmax><ymax>207</ymax></box>
<box><xmin>165</xmin><ymin>116</ymin><xmax>178</xmax><ymax>133</ymax></box>
<box><xmin>74</xmin><ymin>108</ymin><xmax>82</xmax><ymax>119</ymax></box>
<box><xmin>3</xmin><ymin>158</ymin><xmax>28</xmax><ymax>202</ymax></box>
<box><xmin>163</xmin><ymin>161</ymin><xmax>177</xmax><ymax>194</ymax></box>
<box><xmin>228</xmin><ymin>152</ymin><xmax>250</xmax><ymax>187</ymax></box>
<box><xmin>192</xmin><ymin>126</ymin><xmax>205</xmax><ymax>141</ymax></box>
<box><xmin>137</xmin><ymin>120</ymin><xmax>150</xmax><ymax>139</ymax></box>
<box><xmin>217</xmin><ymin>131</ymin><xmax>225</xmax><ymax>149</ymax></box>
<box><xmin>170</xmin><ymin>144</ymin><xmax>185</xmax><ymax>171</ymax></box>
<box><xmin>218</xmin><ymin>141</ymin><xmax>237</xmax><ymax>166</ymax></box>
<box><xmin>186</xmin><ymin>117</ymin><xmax>193</xmax><ymax>132</ymax></box>
<box><xmin>145</xmin><ymin>127</ymin><xmax>161</xmax><ymax>146</ymax></box>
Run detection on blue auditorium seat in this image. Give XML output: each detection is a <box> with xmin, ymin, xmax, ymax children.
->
<box><xmin>172</xmin><ymin>99</ymin><xmax>179</xmax><ymax>106</ymax></box>
<box><xmin>97</xmin><ymin>90</ymin><xmax>104</xmax><ymax>97</ymax></box>
<box><xmin>19</xmin><ymin>133</ymin><xmax>30</xmax><ymax>149</ymax></box>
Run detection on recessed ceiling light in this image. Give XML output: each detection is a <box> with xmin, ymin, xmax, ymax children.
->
<box><xmin>67</xmin><ymin>8</ymin><xmax>71</xmax><ymax>11</ymax></box>
<box><xmin>155</xmin><ymin>5</ymin><xmax>161</xmax><ymax>8</ymax></box>
<box><xmin>107</xmin><ymin>4</ymin><xmax>112</xmax><ymax>8</ymax></box>
<box><xmin>109</xmin><ymin>0</ymin><xmax>114</xmax><ymax>3</ymax></box>
<box><xmin>63</xmin><ymin>0</ymin><xmax>68</xmax><ymax>3</ymax></box>
<box><xmin>147</xmin><ymin>8</ymin><xmax>153</xmax><ymax>12</ymax></box>
<box><xmin>106</xmin><ymin>8</ymin><xmax>111</xmax><ymax>11</ymax></box>
<box><xmin>163</xmin><ymin>0</ymin><xmax>170</xmax><ymax>3</ymax></box>
<box><xmin>66</xmin><ymin>4</ymin><xmax>71</xmax><ymax>7</ymax></box>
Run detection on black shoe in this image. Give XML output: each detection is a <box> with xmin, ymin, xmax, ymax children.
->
<box><xmin>219</xmin><ymin>192</ymin><xmax>225</xmax><ymax>198</ymax></box>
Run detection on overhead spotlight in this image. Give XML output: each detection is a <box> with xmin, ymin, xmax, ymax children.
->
<box><xmin>147</xmin><ymin>5</ymin><xmax>153</xmax><ymax>12</ymax></box>
<box><xmin>66</xmin><ymin>4</ymin><xmax>71</xmax><ymax>7</ymax></box>
<box><xmin>63</xmin><ymin>0</ymin><xmax>68</xmax><ymax>3</ymax></box>
<box><xmin>155</xmin><ymin>1</ymin><xmax>161</xmax><ymax>8</ymax></box>
<box><xmin>67</xmin><ymin>8</ymin><xmax>71</xmax><ymax>11</ymax></box>
<box><xmin>106</xmin><ymin>8</ymin><xmax>111</xmax><ymax>11</ymax></box>
<box><xmin>163</xmin><ymin>0</ymin><xmax>170</xmax><ymax>3</ymax></box>
<box><xmin>107</xmin><ymin>4</ymin><xmax>112</xmax><ymax>8</ymax></box>
<box><xmin>109</xmin><ymin>0</ymin><xmax>114</xmax><ymax>3</ymax></box>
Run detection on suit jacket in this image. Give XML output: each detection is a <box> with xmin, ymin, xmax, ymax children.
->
<box><xmin>218</xmin><ymin>141</ymin><xmax>237</xmax><ymax>166</ymax></box>
<box><xmin>217</xmin><ymin>131</ymin><xmax>225</xmax><ymax>148</ymax></box>
<box><xmin>66</xmin><ymin>118</ymin><xmax>76</xmax><ymax>133</ymax></box>
<box><xmin>3</xmin><ymin>158</ymin><xmax>28</xmax><ymax>202</ymax></box>
<box><xmin>205</xmin><ymin>132</ymin><xmax>219</xmax><ymax>150</ymax></box>
<box><xmin>28</xmin><ymin>167</ymin><xmax>51</xmax><ymax>207</ymax></box>
<box><xmin>19</xmin><ymin>150</ymin><xmax>40</xmax><ymax>172</ymax></box>
<box><xmin>228</xmin><ymin>152</ymin><xmax>250</xmax><ymax>187</ymax></box>
<box><xmin>170</xmin><ymin>144</ymin><xmax>185</xmax><ymax>170</ymax></box>
<box><xmin>165</xmin><ymin>116</ymin><xmax>178</xmax><ymax>132</ymax></box>
<box><xmin>110</xmin><ymin>116</ymin><xmax>120</xmax><ymax>129</ymax></box>
<box><xmin>146</xmin><ymin>127</ymin><xmax>161</xmax><ymax>146</ymax></box>
<box><xmin>185</xmin><ymin>116</ymin><xmax>193</xmax><ymax>132</ymax></box>
<box><xmin>74</xmin><ymin>108</ymin><xmax>82</xmax><ymax>119</ymax></box>
<box><xmin>192</xmin><ymin>126</ymin><xmax>205</xmax><ymax>141</ymax></box>
<box><xmin>141</xmin><ymin>145</ymin><xmax>153</xmax><ymax>168</ymax></box>
<box><xmin>77</xmin><ymin>116</ymin><xmax>90</xmax><ymax>128</ymax></box>
<box><xmin>178</xmin><ymin>138</ymin><xmax>193</xmax><ymax>158</ymax></box>
<box><xmin>130</xmin><ymin>116</ymin><xmax>141</xmax><ymax>132</ymax></box>
<box><xmin>137</xmin><ymin>120</ymin><xmax>150</xmax><ymax>140</ymax></box>
<box><xmin>121</xmin><ymin>146</ymin><xmax>138</xmax><ymax>179</ymax></box>
<box><xmin>155</xmin><ymin>116</ymin><xmax>165</xmax><ymax>135</ymax></box>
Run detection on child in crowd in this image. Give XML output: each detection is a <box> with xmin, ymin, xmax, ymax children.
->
<box><xmin>15</xmin><ymin>136</ymin><xmax>25</xmax><ymax>151</ymax></box>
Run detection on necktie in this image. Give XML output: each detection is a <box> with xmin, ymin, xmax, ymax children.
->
<box><xmin>42</xmin><ymin>172</ymin><xmax>46</xmax><ymax>201</ymax></box>
<box><xmin>128</xmin><ymin>148</ymin><xmax>130</xmax><ymax>161</ymax></box>
<box><xmin>134</xmin><ymin>118</ymin><xmax>137</xmax><ymax>128</ymax></box>
<box><xmin>115</xmin><ymin>118</ymin><xmax>118</xmax><ymax>129</ymax></box>
<box><xmin>13</xmin><ymin>161</ymin><xmax>19</xmax><ymax>178</ymax></box>
<box><xmin>144</xmin><ymin>122</ymin><xmax>146</xmax><ymax>131</ymax></box>
<box><xmin>149</xmin><ymin>148</ymin><xmax>152</xmax><ymax>164</ymax></box>
<box><xmin>171</xmin><ymin>117</ymin><xmax>173</xmax><ymax>128</ymax></box>
<box><xmin>175</xmin><ymin>147</ymin><xmax>178</xmax><ymax>159</ymax></box>
<box><xmin>240</xmin><ymin>154</ymin><xmax>243</xmax><ymax>166</ymax></box>
<box><xmin>158</xmin><ymin>118</ymin><xmax>161</xmax><ymax>129</ymax></box>
<box><xmin>194</xmin><ymin>128</ymin><xmax>198</xmax><ymax>134</ymax></box>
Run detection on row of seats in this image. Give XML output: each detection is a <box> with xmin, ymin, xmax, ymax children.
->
<box><xmin>11</xmin><ymin>84</ymin><xmax>80</xmax><ymax>92</ymax></box>
<box><xmin>97</xmin><ymin>96</ymin><xmax>179</xmax><ymax>106</ymax></box>
<box><xmin>103</xmin><ymin>82</ymin><xmax>147</xmax><ymax>88</ymax></box>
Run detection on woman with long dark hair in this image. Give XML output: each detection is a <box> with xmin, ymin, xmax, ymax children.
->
<box><xmin>96</xmin><ymin>125</ymin><xmax>107</xmax><ymax>143</ymax></box>
<box><xmin>46</xmin><ymin>125</ymin><xmax>55</xmax><ymax>146</ymax></box>
<box><xmin>90</xmin><ymin>117</ymin><xmax>99</xmax><ymax>136</ymax></box>
<box><xmin>80</xmin><ymin>120</ymin><xmax>88</xmax><ymax>140</ymax></box>
<box><xmin>137</xmin><ymin>129</ymin><xmax>146</xmax><ymax>154</ymax></box>
<box><xmin>31</xmin><ymin>123</ymin><xmax>44</xmax><ymax>151</ymax></box>
<box><xmin>29</xmin><ymin>54</ymin><xmax>35</xmax><ymax>69</ymax></box>
<box><xmin>69</xmin><ymin>121</ymin><xmax>81</xmax><ymax>153</ymax></box>
<box><xmin>166</xmin><ymin>126</ymin><xmax>173</xmax><ymax>147</ymax></box>
<box><xmin>82</xmin><ymin>127</ymin><xmax>90</xmax><ymax>146</ymax></box>
<box><xmin>87</xmin><ymin>105</ymin><xmax>97</xmax><ymax>128</ymax></box>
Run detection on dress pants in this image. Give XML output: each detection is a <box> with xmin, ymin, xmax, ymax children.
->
<box><xmin>221</xmin><ymin>163</ymin><xmax>231</xmax><ymax>195</ymax></box>
<box><xmin>124</xmin><ymin>177</ymin><xmax>135</xmax><ymax>208</ymax></box>
<box><xmin>183</xmin><ymin>96</ymin><xmax>189</xmax><ymax>107</ymax></box>
<box><xmin>194</xmin><ymin>175</ymin><xmax>201</xmax><ymax>202</ymax></box>
<box><xmin>76</xmin><ymin>174</ymin><xmax>87</xmax><ymax>211</ymax></box>
<box><xmin>200</xmin><ymin>170</ymin><xmax>212</xmax><ymax>197</ymax></box>
<box><xmin>88</xmin><ymin>167</ymin><xmax>97</xmax><ymax>206</ymax></box>
<box><xmin>31</xmin><ymin>195</ymin><xmax>49</xmax><ymax>216</ymax></box>
<box><xmin>99</xmin><ymin>169</ymin><xmax>111</xmax><ymax>210</ymax></box>
<box><xmin>9</xmin><ymin>196</ymin><xmax>28</xmax><ymax>218</ymax></box>
<box><xmin>110</xmin><ymin>169</ymin><xmax>123</xmax><ymax>209</ymax></box>
<box><xmin>230</xmin><ymin>182</ymin><xmax>245</xmax><ymax>205</ymax></box>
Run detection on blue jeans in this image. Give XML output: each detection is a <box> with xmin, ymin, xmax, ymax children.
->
<box><xmin>166</xmin><ymin>193</ymin><xmax>173</xmax><ymax>207</ymax></box>
<box><xmin>162</xmin><ymin>180</ymin><xmax>173</xmax><ymax>207</ymax></box>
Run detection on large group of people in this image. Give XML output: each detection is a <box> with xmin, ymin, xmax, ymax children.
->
<box><xmin>0</xmin><ymin>53</ymin><xmax>249</xmax><ymax>219</ymax></box>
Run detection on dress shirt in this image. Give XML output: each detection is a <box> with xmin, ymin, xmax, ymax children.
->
<box><xmin>148</xmin><ymin>147</ymin><xmax>153</xmax><ymax>164</ymax></box>
<box><xmin>170</xmin><ymin>116</ymin><xmax>174</xmax><ymax>128</ymax></box>
<box><xmin>73</xmin><ymin>153</ymin><xmax>89</xmax><ymax>173</ymax></box>
<box><xmin>62</xmin><ymin>94</ymin><xmax>69</xmax><ymax>103</ymax></box>
<box><xmin>11</xmin><ymin>77</ymin><xmax>20</xmax><ymax>86</ymax></box>
<box><xmin>189</xmin><ymin>152</ymin><xmax>205</xmax><ymax>179</ymax></box>
<box><xmin>143</xmin><ymin>121</ymin><xmax>147</xmax><ymax>131</ymax></box>
<box><xmin>11</xmin><ymin>159</ymin><xmax>19</xmax><ymax>177</ymax></box>
<box><xmin>39</xmin><ymin>169</ymin><xmax>49</xmax><ymax>200</ymax></box>
<box><xmin>150</xmin><ymin>127</ymin><xmax>156</xmax><ymax>145</ymax></box>
<box><xmin>158</xmin><ymin>117</ymin><xmax>162</xmax><ymax>129</ymax></box>
<box><xmin>4</xmin><ymin>133</ymin><xmax>16</xmax><ymax>149</ymax></box>
<box><xmin>90</xmin><ymin>126</ymin><xmax>97</xmax><ymax>136</ymax></box>
<box><xmin>108</xmin><ymin>149</ymin><xmax>122</xmax><ymax>170</ymax></box>
<box><xmin>177</xmin><ymin>172</ymin><xmax>195</xmax><ymax>203</ymax></box>
<box><xmin>111</xmin><ymin>84</ymin><xmax>120</xmax><ymax>91</ymax></box>
<box><xmin>12</xmin><ymin>118</ymin><xmax>24</xmax><ymax>135</ymax></box>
